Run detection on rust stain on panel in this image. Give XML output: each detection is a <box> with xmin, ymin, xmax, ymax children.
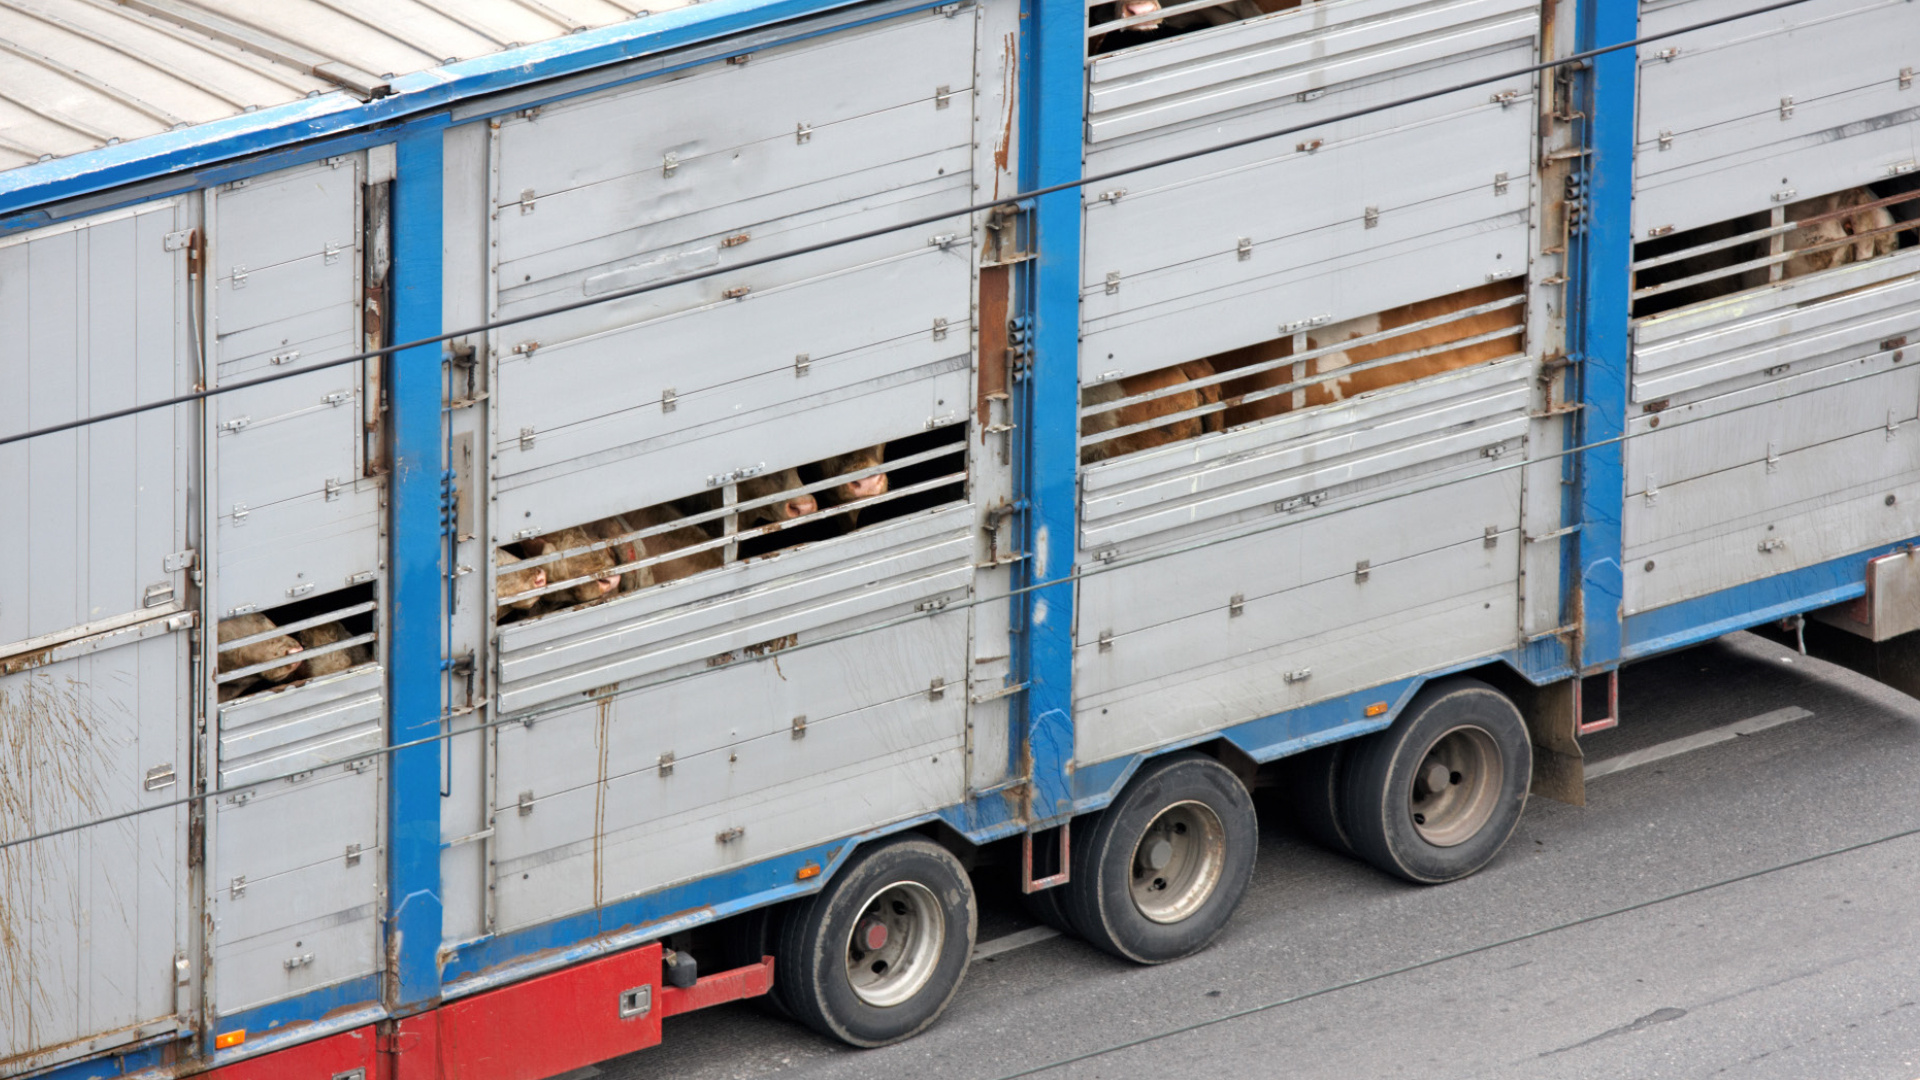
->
<box><xmin>978</xmin><ymin>265</ymin><xmax>1011</xmax><ymax>434</ymax></box>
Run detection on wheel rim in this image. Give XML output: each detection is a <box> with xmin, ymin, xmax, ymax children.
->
<box><xmin>1407</xmin><ymin>725</ymin><xmax>1503</xmax><ymax>847</ymax></box>
<box><xmin>844</xmin><ymin>880</ymin><xmax>945</xmax><ymax>1008</ymax></box>
<box><xmin>1127</xmin><ymin>800</ymin><xmax>1227</xmax><ymax>924</ymax></box>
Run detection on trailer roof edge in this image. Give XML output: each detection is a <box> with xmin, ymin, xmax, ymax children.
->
<box><xmin>0</xmin><ymin>0</ymin><xmax>868</xmax><ymax>220</ymax></box>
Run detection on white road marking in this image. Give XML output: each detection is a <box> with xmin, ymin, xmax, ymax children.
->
<box><xmin>1584</xmin><ymin>706</ymin><xmax>1814</xmax><ymax>781</ymax></box>
<box><xmin>974</xmin><ymin>925</ymin><xmax>1060</xmax><ymax>960</ymax></box>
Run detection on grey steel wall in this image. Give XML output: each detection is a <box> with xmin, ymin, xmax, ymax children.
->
<box><xmin>1072</xmin><ymin>0</ymin><xmax>1554</xmax><ymax>766</ymax></box>
<box><xmin>434</xmin><ymin>0</ymin><xmax>1017</xmax><ymax>940</ymax></box>
<box><xmin>1622</xmin><ymin>0</ymin><xmax>1920</xmax><ymax>619</ymax></box>
<box><xmin>0</xmin><ymin>200</ymin><xmax>195</xmax><ymax>1073</ymax></box>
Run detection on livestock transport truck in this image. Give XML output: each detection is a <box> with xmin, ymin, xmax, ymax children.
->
<box><xmin>3</xmin><ymin>0</ymin><xmax>1920</xmax><ymax>1074</ymax></box>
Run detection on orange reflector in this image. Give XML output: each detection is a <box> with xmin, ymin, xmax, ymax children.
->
<box><xmin>796</xmin><ymin>862</ymin><xmax>822</xmax><ymax>881</ymax></box>
<box><xmin>214</xmin><ymin>1030</ymin><xmax>246</xmax><ymax>1050</ymax></box>
<box><xmin>1364</xmin><ymin>702</ymin><xmax>1388</xmax><ymax>717</ymax></box>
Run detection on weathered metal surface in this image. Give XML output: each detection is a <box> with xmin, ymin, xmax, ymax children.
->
<box><xmin>209</xmin><ymin>764</ymin><xmax>382</xmax><ymax>1016</ymax></box>
<box><xmin>1634</xmin><ymin>0</ymin><xmax>1920</xmax><ymax>236</ymax></box>
<box><xmin>0</xmin><ymin>631</ymin><xmax>189</xmax><ymax>1075</ymax></box>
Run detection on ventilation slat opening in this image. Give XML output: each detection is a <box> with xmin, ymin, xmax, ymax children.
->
<box><xmin>1080</xmin><ymin>280</ymin><xmax>1527</xmax><ymax>463</ymax></box>
<box><xmin>1087</xmin><ymin>0</ymin><xmax>1302</xmax><ymax>56</ymax></box>
<box><xmin>215</xmin><ymin>583</ymin><xmax>379</xmax><ymax>702</ymax></box>
<box><xmin>494</xmin><ymin>424</ymin><xmax>970</xmax><ymax>624</ymax></box>
<box><xmin>1631</xmin><ymin>179</ymin><xmax>1920</xmax><ymax>320</ymax></box>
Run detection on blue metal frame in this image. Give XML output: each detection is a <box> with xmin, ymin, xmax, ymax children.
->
<box><xmin>386</xmin><ymin>126</ymin><xmax>450</xmax><ymax>1015</ymax></box>
<box><xmin>1015</xmin><ymin>0</ymin><xmax>1084</xmax><ymax>828</ymax></box>
<box><xmin>1572</xmin><ymin>0</ymin><xmax>1637</xmax><ymax>672</ymax></box>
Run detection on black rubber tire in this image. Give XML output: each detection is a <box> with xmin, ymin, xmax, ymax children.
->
<box><xmin>1278</xmin><ymin>742</ymin><xmax>1355</xmax><ymax>855</ymax></box>
<box><xmin>1340</xmin><ymin>677</ymin><xmax>1532</xmax><ymax>885</ymax></box>
<box><xmin>772</xmin><ymin>834</ymin><xmax>976</xmax><ymax>1047</ymax></box>
<box><xmin>1064</xmin><ymin>753</ymin><xmax>1257</xmax><ymax>964</ymax></box>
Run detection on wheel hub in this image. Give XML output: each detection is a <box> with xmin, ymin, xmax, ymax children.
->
<box><xmin>844</xmin><ymin>880</ymin><xmax>945</xmax><ymax>1008</ymax></box>
<box><xmin>1407</xmin><ymin>725</ymin><xmax>1503</xmax><ymax>847</ymax></box>
<box><xmin>1127</xmin><ymin>800</ymin><xmax>1227</xmax><ymax>924</ymax></box>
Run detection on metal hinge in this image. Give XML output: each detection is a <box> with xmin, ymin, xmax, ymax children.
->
<box><xmin>231</xmin><ymin>265</ymin><xmax>249</xmax><ymax>289</ymax></box>
<box><xmin>932</xmin><ymin>317</ymin><xmax>949</xmax><ymax>341</ymax></box>
<box><xmin>662</xmin><ymin>152</ymin><xmax>679</xmax><ymax>177</ymax></box>
<box><xmin>915</xmin><ymin>597</ymin><xmax>951</xmax><ymax>613</ymax></box>
<box><xmin>220</xmin><ymin>416</ymin><xmax>251</xmax><ymax>433</ymax></box>
<box><xmin>1772</xmin><ymin>188</ymin><xmax>1799</xmax><ymax>203</ymax></box>
<box><xmin>658</xmin><ymin>752</ymin><xmax>675</xmax><ymax>778</ymax></box>
<box><xmin>1237</xmin><ymin>236</ymin><xmax>1253</xmax><ymax>260</ymax></box>
<box><xmin>795</xmin><ymin>122</ymin><xmax>812</xmax><ymax>144</ymax></box>
<box><xmin>715</xmin><ymin>825</ymin><xmax>745</xmax><ymax>844</ymax></box>
<box><xmin>1278</xmin><ymin>490</ymin><xmax>1327</xmax><ymax>513</ymax></box>
<box><xmin>1098</xmin><ymin>629</ymin><xmax>1114</xmax><ymax>653</ymax></box>
<box><xmin>1494</xmin><ymin>172</ymin><xmax>1509</xmax><ymax>196</ymax></box>
<box><xmin>1779</xmin><ymin>96</ymin><xmax>1795</xmax><ymax>121</ymax></box>
<box><xmin>1354</xmin><ymin>560</ymin><xmax>1370</xmax><ymax>583</ymax></box>
<box><xmin>794</xmin><ymin>353</ymin><xmax>811</xmax><ymax>377</ymax></box>
<box><xmin>1903</xmin><ymin>67</ymin><xmax>1914</xmax><ymax>91</ymax></box>
<box><xmin>519</xmin><ymin>188</ymin><xmax>537</xmax><ymax>214</ymax></box>
<box><xmin>1281</xmin><ymin>314</ymin><xmax>1332</xmax><ymax>334</ymax></box>
<box><xmin>1363</xmin><ymin>206</ymin><xmax>1379</xmax><ymax>229</ymax></box>
<box><xmin>323</xmin><ymin>241</ymin><xmax>343</xmax><ymax>265</ymax></box>
<box><xmin>1766</xmin><ymin>441</ymin><xmax>1780</xmax><ymax>473</ymax></box>
<box><xmin>1653</xmin><ymin>46</ymin><xmax>1678</xmax><ymax>61</ymax></box>
<box><xmin>706</xmin><ymin>462</ymin><xmax>765</xmax><ymax>487</ymax></box>
<box><xmin>163</xmin><ymin>229</ymin><xmax>193</xmax><ymax>252</ymax></box>
<box><xmin>287</xmin><ymin>582</ymin><xmax>316</xmax><ymax>598</ymax></box>
<box><xmin>284</xmin><ymin>953</ymin><xmax>314</xmax><ymax>971</ymax></box>
<box><xmin>229</xmin><ymin>876</ymin><xmax>247</xmax><ymax>900</ymax></box>
<box><xmin>517</xmin><ymin>790</ymin><xmax>535</xmax><ymax>816</ymax></box>
<box><xmin>1489</xmin><ymin>89</ymin><xmax>1520</xmax><ymax>108</ymax></box>
<box><xmin>1296</xmin><ymin>138</ymin><xmax>1323</xmax><ymax>153</ymax></box>
<box><xmin>661</xmin><ymin>388</ymin><xmax>677</xmax><ymax>414</ymax></box>
<box><xmin>1104</xmin><ymin>271</ymin><xmax>1121</xmax><ymax>295</ymax></box>
<box><xmin>1757</xmin><ymin>537</ymin><xmax>1786</xmax><ymax>554</ymax></box>
<box><xmin>1096</xmin><ymin>188</ymin><xmax>1127</xmax><ymax>203</ymax></box>
<box><xmin>325</xmin><ymin>477</ymin><xmax>343</xmax><ymax>502</ymax></box>
<box><xmin>791</xmin><ymin>715</ymin><xmax>807</xmax><ymax>740</ymax></box>
<box><xmin>1644</xmin><ymin>475</ymin><xmax>1660</xmax><ymax>507</ymax></box>
<box><xmin>322</xmin><ymin>390</ymin><xmax>351</xmax><ymax>407</ymax></box>
<box><xmin>164</xmin><ymin>549</ymin><xmax>195</xmax><ymax>573</ymax></box>
<box><xmin>928</xmin><ymin>233</ymin><xmax>958</xmax><ymax>249</ymax></box>
<box><xmin>519</xmin><ymin>427</ymin><xmax>536</xmax><ymax>451</ymax></box>
<box><xmin>271</xmin><ymin>349</ymin><xmax>301</xmax><ymax>366</ymax></box>
<box><xmin>928</xmin><ymin>677</ymin><xmax>947</xmax><ymax>701</ymax></box>
<box><xmin>1228</xmin><ymin>593</ymin><xmax>1245</xmax><ymax>617</ymax></box>
<box><xmin>934</xmin><ymin>84</ymin><xmax>954</xmax><ymax>109</ymax></box>
<box><xmin>346</xmin><ymin>843</ymin><xmax>362</xmax><ymax>867</ymax></box>
<box><xmin>1484</xmin><ymin>526</ymin><xmax>1499</xmax><ymax>549</ymax></box>
<box><xmin>1658</xmin><ymin>129</ymin><xmax>1673</xmax><ymax>151</ymax></box>
<box><xmin>723</xmin><ymin>285</ymin><xmax>751</xmax><ymax>300</ymax></box>
<box><xmin>1283</xmin><ymin>669</ymin><xmax>1312</xmax><ymax>684</ymax></box>
<box><xmin>231</xmin><ymin>503</ymin><xmax>249</xmax><ymax>526</ymax></box>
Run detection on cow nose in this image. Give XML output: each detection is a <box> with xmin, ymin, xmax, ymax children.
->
<box><xmin>1125</xmin><ymin>0</ymin><xmax>1159</xmax><ymax>13</ymax></box>
<box><xmin>849</xmin><ymin>475</ymin><xmax>887</xmax><ymax>498</ymax></box>
<box><xmin>286</xmin><ymin>642</ymin><xmax>303</xmax><ymax>654</ymax></box>
<box><xmin>787</xmin><ymin>495</ymin><xmax>817</xmax><ymax>519</ymax></box>
<box><xmin>532</xmin><ymin>570</ymin><xmax>547</xmax><ymax>588</ymax></box>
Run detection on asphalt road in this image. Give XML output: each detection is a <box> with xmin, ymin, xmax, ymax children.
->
<box><xmin>567</xmin><ymin>631</ymin><xmax>1920</xmax><ymax>1080</ymax></box>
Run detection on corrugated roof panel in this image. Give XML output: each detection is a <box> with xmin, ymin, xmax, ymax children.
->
<box><xmin>0</xmin><ymin>0</ymin><xmax>688</xmax><ymax>175</ymax></box>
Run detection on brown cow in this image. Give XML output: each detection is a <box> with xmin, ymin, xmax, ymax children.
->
<box><xmin>814</xmin><ymin>445</ymin><xmax>890</xmax><ymax>525</ymax></box>
<box><xmin>1215</xmin><ymin>280</ymin><xmax>1525</xmax><ymax>427</ymax></box>
<box><xmin>1782</xmin><ymin>188</ymin><xmax>1899</xmax><ymax>278</ymax></box>
<box><xmin>1080</xmin><ymin>361</ymin><xmax>1226</xmax><ymax>464</ymax></box>
<box><xmin>495</xmin><ymin>549</ymin><xmax>549</xmax><ymax>622</ymax></box>
<box><xmin>216</xmin><ymin>613</ymin><xmax>304</xmax><ymax>701</ymax></box>
<box><xmin>295</xmin><ymin>622</ymin><xmax>372</xmax><ymax>678</ymax></box>
<box><xmin>626</xmin><ymin>503</ymin><xmax>724</xmax><ymax>586</ymax></box>
<box><xmin>530</xmin><ymin>526</ymin><xmax>622</xmax><ymax>611</ymax></box>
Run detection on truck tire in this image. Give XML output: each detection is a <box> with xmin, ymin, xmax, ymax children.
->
<box><xmin>772</xmin><ymin>834</ymin><xmax>976</xmax><ymax>1047</ymax></box>
<box><xmin>1279</xmin><ymin>742</ymin><xmax>1355</xmax><ymax>856</ymax></box>
<box><xmin>1064</xmin><ymin>753</ymin><xmax>1257</xmax><ymax>964</ymax></box>
<box><xmin>1340</xmin><ymin>677</ymin><xmax>1531</xmax><ymax>884</ymax></box>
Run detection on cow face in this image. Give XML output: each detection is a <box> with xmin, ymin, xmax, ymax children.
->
<box><xmin>217</xmin><ymin>613</ymin><xmax>305</xmax><ymax>683</ymax></box>
<box><xmin>738</xmin><ymin>468</ymin><xmax>818</xmax><ymax>527</ymax></box>
<box><xmin>821</xmin><ymin>446</ymin><xmax>889</xmax><ymax>508</ymax></box>
<box><xmin>1784</xmin><ymin>189</ymin><xmax>1898</xmax><ymax>278</ymax></box>
<box><xmin>496</xmin><ymin>548</ymin><xmax>549</xmax><ymax>614</ymax></box>
<box><xmin>536</xmin><ymin>527</ymin><xmax>622</xmax><ymax>604</ymax></box>
<box><xmin>294</xmin><ymin>621</ymin><xmax>372</xmax><ymax>678</ymax></box>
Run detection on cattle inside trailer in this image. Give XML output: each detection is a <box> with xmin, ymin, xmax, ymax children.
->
<box><xmin>1</xmin><ymin>0</ymin><xmax>1918</xmax><ymax>1076</ymax></box>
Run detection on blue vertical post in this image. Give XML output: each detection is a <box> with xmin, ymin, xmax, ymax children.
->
<box><xmin>1018</xmin><ymin>0</ymin><xmax>1083</xmax><ymax>822</ymax></box>
<box><xmin>1574</xmin><ymin>0</ymin><xmax>1637</xmax><ymax>671</ymax></box>
<box><xmin>387</xmin><ymin>126</ymin><xmax>446</xmax><ymax>1011</ymax></box>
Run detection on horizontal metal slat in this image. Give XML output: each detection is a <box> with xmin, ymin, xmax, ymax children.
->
<box><xmin>1086</xmin><ymin>0</ymin><xmax>1536</xmax><ymax>142</ymax></box>
<box><xmin>217</xmin><ymin>666</ymin><xmax>385</xmax><ymax>785</ymax></box>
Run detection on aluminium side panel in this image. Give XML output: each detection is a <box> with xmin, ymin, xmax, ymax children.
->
<box><xmin>1633</xmin><ymin>0</ymin><xmax>1920</xmax><ymax>238</ymax></box>
<box><xmin>0</xmin><ymin>201</ymin><xmax>196</xmax><ymax>1075</ymax></box>
<box><xmin>1081</xmin><ymin>0</ymin><xmax>1541</xmax><ymax>382</ymax></box>
<box><xmin>477</xmin><ymin>4</ymin><xmax>987</xmax><ymax>937</ymax></box>
<box><xmin>202</xmin><ymin>153</ymin><xmax>388</xmax><ymax>1019</ymax></box>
